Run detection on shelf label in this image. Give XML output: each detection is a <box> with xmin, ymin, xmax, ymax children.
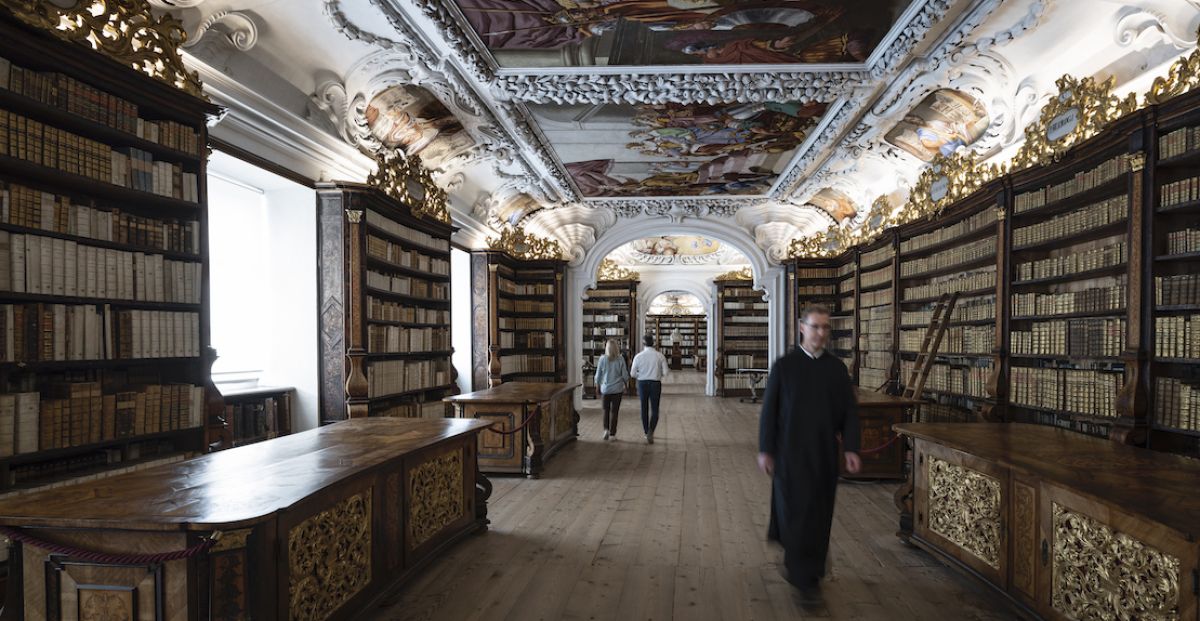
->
<box><xmin>1047</xmin><ymin>107</ymin><xmax>1081</xmax><ymax>143</ymax></box>
<box><xmin>930</xmin><ymin>175</ymin><xmax>950</xmax><ymax>203</ymax></box>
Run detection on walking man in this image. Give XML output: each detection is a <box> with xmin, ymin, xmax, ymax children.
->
<box><xmin>757</xmin><ymin>304</ymin><xmax>861</xmax><ymax>602</ymax></box>
<box><xmin>630</xmin><ymin>334</ymin><xmax>669</xmax><ymax>444</ymax></box>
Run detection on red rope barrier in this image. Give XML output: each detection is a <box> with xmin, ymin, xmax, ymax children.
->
<box><xmin>0</xmin><ymin>525</ymin><xmax>220</xmax><ymax>565</ymax></box>
<box><xmin>858</xmin><ymin>433</ymin><xmax>903</xmax><ymax>455</ymax></box>
<box><xmin>486</xmin><ymin>405</ymin><xmax>541</xmax><ymax>436</ymax></box>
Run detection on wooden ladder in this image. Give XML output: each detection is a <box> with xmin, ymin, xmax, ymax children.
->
<box><xmin>901</xmin><ymin>292</ymin><xmax>960</xmax><ymax>400</ymax></box>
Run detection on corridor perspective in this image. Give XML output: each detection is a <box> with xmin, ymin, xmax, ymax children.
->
<box><xmin>365</xmin><ymin>372</ymin><xmax>1018</xmax><ymax>621</ymax></box>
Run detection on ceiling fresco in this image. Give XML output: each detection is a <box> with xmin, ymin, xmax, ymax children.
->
<box><xmin>631</xmin><ymin>235</ymin><xmax>721</xmax><ymax>256</ymax></box>
<box><xmin>807</xmin><ymin>187</ymin><xmax>859</xmax><ymax>223</ymax></box>
<box><xmin>647</xmin><ymin>292</ymin><xmax>706</xmax><ymax>316</ymax></box>
<box><xmin>365</xmin><ymin>85</ymin><xmax>475</xmax><ymax>166</ymax></box>
<box><xmin>452</xmin><ymin>0</ymin><xmax>915</xmax><ymax>68</ymax></box>
<box><xmin>533</xmin><ymin>100</ymin><xmax>827</xmax><ymax>198</ymax></box>
<box><xmin>608</xmin><ymin>236</ymin><xmax>747</xmax><ymax>265</ymax></box>
<box><xmin>884</xmin><ymin>89</ymin><xmax>991</xmax><ymax>161</ymax></box>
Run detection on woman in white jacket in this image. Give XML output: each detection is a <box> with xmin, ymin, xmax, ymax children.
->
<box><xmin>593</xmin><ymin>339</ymin><xmax>630</xmax><ymax>441</ymax></box>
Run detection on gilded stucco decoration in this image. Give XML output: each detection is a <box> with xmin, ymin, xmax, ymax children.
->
<box><xmin>714</xmin><ymin>266</ymin><xmax>755</xmax><ymax>282</ymax></box>
<box><xmin>926</xmin><ymin>457</ymin><xmax>1001</xmax><ymax>569</ymax></box>
<box><xmin>901</xmin><ymin>152</ymin><xmax>999</xmax><ymax>223</ymax></box>
<box><xmin>1008</xmin><ymin>74</ymin><xmax>1138</xmax><ymax>171</ymax></box>
<box><xmin>1051</xmin><ymin>503</ymin><xmax>1181</xmax><ymax>621</ymax></box>
<box><xmin>787</xmin><ymin>228</ymin><xmax>845</xmax><ymax>260</ymax></box>
<box><xmin>0</xmin><ymin>0</ymin><xmax>205</xmax><ymax>98</ymax></box>
<box><xmin>288</xmin><ymin>490</ymin><xmax>372</xmax><ymax>621</ymax></box>
<box><xmin>488</xmin><ymin>226</ymin><xmax>563</xmax><ymax>261</ymax></box>
<box><xmin>597</xmin><ymin>258</ymin><xmax>639</xmax><ymax>282</ymax></box>
<box><xmin>409</xmin><ymin>449</ymin><xmax>465</xmax><ymax>549</ymax></box>
<box><xmin>368</xmin><ymin>149</ymin><xmax>450</xmax><ymax>224</ymax></box>
<box><xmin>1146</xmin><ymin>27</ymin><xmax>1200</xmax><ymax>105</ymax></box>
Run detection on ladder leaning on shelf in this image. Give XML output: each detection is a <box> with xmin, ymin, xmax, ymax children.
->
<box><xmin>898</xmin><ymin>292</ymin><xmax>960</xmax><ymax>399</ymax></box>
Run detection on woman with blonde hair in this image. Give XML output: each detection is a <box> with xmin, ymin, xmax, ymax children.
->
<box><xmin>593</xmin><ymin>339</ymin><xmax>630</xmax><ymax>441</ymax></box>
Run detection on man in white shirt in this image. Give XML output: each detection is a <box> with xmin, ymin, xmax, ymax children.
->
<box><xmin>630</xmin><ymin>334</ymin><xmax>670</xmax><ymax>444</ymax></box>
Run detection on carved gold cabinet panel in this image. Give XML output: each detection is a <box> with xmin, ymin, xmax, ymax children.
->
<box><xmin>1038</xmin><ymin>484</ymin><xmax>1198</xmax><ymax>621</ymax></box>
<box><xmin>913</xmin><ymin>440</ymin><xmax>1009</xmax><ymax>590</ymax></box>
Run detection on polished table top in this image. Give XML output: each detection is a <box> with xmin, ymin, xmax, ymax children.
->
<box><xmin>444</xmin><ymin>381</ymin><xmax>580</xmax><ymax>405</ymax></box>
<box><xmin>0</xmin><ymin>418</ymin><xmax>491</xmax><ymax>531</ymax></box>
<box><xmin>896</xmin><ymin>422</ymin><xmax>1200</xmax><ymax>540</ymax></box>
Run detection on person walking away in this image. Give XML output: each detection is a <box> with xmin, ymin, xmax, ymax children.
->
<box><xmin>629</xmin><ymin>334</ymin><xmax>669</xmax><ymax>444</ymax></box>
<box><xmin>594</xmin><ymin>339</ymin><xmax>630</xmax><ymax>440</ymax></box>
<box><xmin>757</xmin><ymin>304</ymin><xmax>861</xmax><ymax>602</ymax></box>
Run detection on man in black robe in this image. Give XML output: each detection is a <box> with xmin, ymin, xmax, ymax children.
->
<box><xmin>757</xmin><ymin>303</ymin><xmax>860</xmax><ymax>599</ymax></box>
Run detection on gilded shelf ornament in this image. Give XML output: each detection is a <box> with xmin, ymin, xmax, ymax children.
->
<box><xmin>408</xmin><ymin>449</ymin><xmax>465</xmax><ymax>549</ymax></box>
<box><xmin>487</xmin><ymin>226</ymin><xmax>563</xmax><ymax>261</ymax></box>
<box><xmin>367</xmin><ymin>150</ymin><xmax>450</xmax><ymax>224</ymax></box>
<box><xmin>0</xmin><ymin>0</ymin><xmax>205</xmax><ymax>98</ymax></box>
<box><xmin>288</xmin><ymin>490</ymin><xmax>372</xmax><ymax>621</ymax></box>
<box><xmin>926</xmin><ymin>457</ymin><xmax>1001</xmax><ymax>570</ymax></box>
<box><xmin>597</xmin><ymin>258</ymin><xmax>639</xmax><ymax>282</ymax></box>
<box><xmin>1009</xmin><ymin>74</ymin><xmax>1138</xmax><ymax>172</ymax></box>
<box><xmin>714</xmin><ymin>266</ymin><xmax>754</xmax><ymax>282</ymax></box>
<box><xmin>1051</xmin><ymin>502</ymin><xmax>1180</xmax><ymax>621</ymax></box>
<box><xmin>1146</xmin><ymin>27</ymin><xmax>1200</xmax><ymax>105</ymax></box>
<box><xmin>903</xmin><ymin>152</ymin><xmax>999</xmax><ymax>223</ymax></box>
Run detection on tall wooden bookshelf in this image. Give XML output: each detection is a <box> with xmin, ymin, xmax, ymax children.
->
<box><xmin>316</xmin><ymin>172</ymin><xmax>454</xmax><ymax>423</ymax></box>
<box><xmin>788</xmin><ymin>256</ymin><xmax>857</xmax><ymax>376</ymax></box>
<box><xmin>897</xmin><ymin>185</ymin><xmax>1003</xmax><ymax>423</ymax></box>
<box><xmin>857</xmin><ymin>237</ymin><xmax>898</xmax><ymax>392</ymax></box>
<box><xmin>649</xmin><ymin>313</ymin><xmax>706</xmax><ymax>370</ymax></box>
<box><xmin>0</xmin><ymin>9</ymin><xmax>221</xmax><ymax>489</ymax></box>
<box><xmin>715</xmin><ymin>271</ymin><xmax>767</xmax><ymax>397</ymax></box>
<box><xmin>582</xmin><ymin>272</ymin><xmax>638</xmax><ymax>398</ymax></box>
<box><xmin>471</xmin><ymin>231</ymin><xmax>567</xmax><ymax>389</ymax></box>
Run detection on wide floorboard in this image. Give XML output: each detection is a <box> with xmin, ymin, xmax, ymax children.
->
<box><xmin>366</xmin><ymin>372</ymin><xmax>1017</xmax><ymax>620</ymax></box>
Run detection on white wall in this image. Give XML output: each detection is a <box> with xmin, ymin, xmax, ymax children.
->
<box><xmin>208</xmin><ymin>176</ymin><xmax>269</xmax><ymax>379</ymax></box>
<box><xmin>451</xmin><ymin>248</ymin><xmax>473</xmax><ymax>394</ymax></box>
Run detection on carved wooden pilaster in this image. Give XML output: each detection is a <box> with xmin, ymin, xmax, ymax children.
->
<box><xmin>786</xmin><ymin>268</ymin><xmax>797</xmax><ymax>350</ymax></box>
<box><xmin>344</xmin><ymin>208</ymin><xmax>369</xmax><ymax>418</ymax></box>
<box><xmin>982</xmin><ymin>188</ymin><xmax>1010</xmax><ymax>423</ymax></box>
<box><xmin>555</xmin><ymin>271</ymin><xmax>566</xmax><ymax>382</ymax></box>
<box><xmin>469</xmin><ymin>253</ymin><xmax>491</xmax><ymax>390</ymax></box>
<box><xmin>715</xmin><ymin>288</ymin><xmax>725</xmax><ymax>396</ymax></box>
<box><xmin>487</xmin><ymin>259</ymin><xmax>502</xmax><ymax>387</ymax></box>
<box><xmin>1111</xmin><ymin>151</ymin><xmax>1148</xmax><ymax>445</ymax></box>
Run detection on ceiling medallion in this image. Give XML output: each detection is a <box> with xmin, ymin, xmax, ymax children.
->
<box><xmin>368</xmin><ymin>149</ymin><xmax>450</xmax><ymax>224</ymax></box>
<box><xmin>0</xmin><ymin>0</ymin><xmax>205</xmax><ymax>98</ymax></box>
<box><xmin>902</xmin><ymin>151</ymin><xmax>999</xmax><ymax>222</ymax></box>
<box><xmin>596</xmin><ymin>258</ymin><xmax>639</xmax><ymax>282</ymax></box>
<box><xmin>488</xmin><ymin>226</ymin><xmax>563</xmax><ymax>261</ymax></box>
<box><xmin>714</xmin><ymin>266</ymin><xmax>754</xmax><ymax>282</ymax></box>
<box><xmin>1008</xmin><ymin>74</ymin><xmax>1138</xmax><ymax>172</ymax></box>
<box><xmin>1146</xmin><ymin>27</ymin><xmax>1200</xmax><ymax>105</ymax></box>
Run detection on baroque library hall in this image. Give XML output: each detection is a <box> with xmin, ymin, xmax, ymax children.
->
<box><xmin>0</xmin><ymin>0</ymin><xmax>1198</xmax><ymax>619</ymax></box>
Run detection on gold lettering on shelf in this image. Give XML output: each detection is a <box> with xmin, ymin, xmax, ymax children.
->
<box><xmin>926</xmin><ymin>456</ymin><xmax>1001</xmax><ymax>569</ymax></box>
<box><xmin>288</xmin><ymin>490</ymin><xmax>372</xmax><ymax>621</ymax></box>
<box><xmin>408</xmin><ymin>448</ymin><xmax>465</xmax><ymax>549</ymax></box>
<box><xmin>597</xmin><ymin>258</ymin><xmax>639</xmax><ymax>281</ymax></box>
<box><xmin>367</xmin><ymin>150</ymin><xmax>449</xmax><ymax>224</ymax></box>
<box><xmin>1010</xmin><ymin>75</ymin><xmax>1138</xmax><ymax>171</ymax></box>
<box><xmin>0</xmin><ymin>0</ymin><xmax>205</xmax><ymax>98</ymax></box>
<box><xmin>1051</xmin><ymin>502</ymin><xmax>1180</xmax><ymax>621</ymax></box>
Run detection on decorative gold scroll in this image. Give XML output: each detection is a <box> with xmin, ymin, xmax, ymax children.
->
<box><xmin>927</xmin><ymin>457</ymin><xmax>1002</xmax><ymax>569</ymax></box>
<box><xmin>597</xmin><ymin>258</ymin><xmax>639</xmax><ymax>281</ymax></box>
<box><xmin>902</xmin><ymin>151</ymin><xmax>999</xmax><ymax>222</ymax></box>
<box><xmin>1146</xmin><ymin>27</ymin><xmax>1200</xmax><ymax>105</ymax></box>
<box><xmin>368</xmin><ymin>149</ymin><xmax>450</xmax><ymax>224</ymax></box>
<box><xmin>787</xmin><ymin>227</ymin><xmax>843</xmax><ymax>259</ymax></box>
<box><xmin>714</xmin><ymin>266</ymin><xmax>754</xmax><ymax>281</ymax></box>
<box><xmin>1009</xmin><ymin>74</ymin><xmax>1138</xmax><ymax>171</ymax></box>
<box><xmin>0</xmin><ymin>0</ymin><xmax>205</xmax><ymax>98</ymax></box>
<box><xmin>488</xmin><ymin>226</ymin><xmax>563</xmax><ymax>261</ymax></box>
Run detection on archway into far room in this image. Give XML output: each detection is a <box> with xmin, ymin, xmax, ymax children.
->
<box><xmin>644</xmin><ymin>291</ymin><xmax>708</xmax><ymax>382</ymax></box>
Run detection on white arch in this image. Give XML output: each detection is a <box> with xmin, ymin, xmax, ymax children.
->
<box><xmin>567</xmin><ymin>218</ymin><xmax>787</xmax><ymax>401</ymax></box>
<box><xmin>638</xmin><ymin>280</ymin><xmax>713</xmax><ymax>318</ymax></box>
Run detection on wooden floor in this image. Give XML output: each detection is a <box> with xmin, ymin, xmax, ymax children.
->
<box><xmin>366</xmin><ymin>372</ymin><xmax>1018</xmax><ymax>620</ymax></box>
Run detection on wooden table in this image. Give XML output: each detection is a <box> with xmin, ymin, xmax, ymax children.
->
<box><xmin>445</xmin><ymin>382</ymin><xmax>579</xmax><ymax>477</ymax></box>
<box><xmin>895</xmin><ymin>422</ymin><xmax>1200</xmax><ymax>621</ymax></box>
<box><xmin>845</xmin><ymin>389</ymin><xmax>921</xmax><ymax>479</ymax></box>
<box><xmin>0</xmin><ymin>418</ymin><xmax>492</xmax><ymax>621</ymax></box>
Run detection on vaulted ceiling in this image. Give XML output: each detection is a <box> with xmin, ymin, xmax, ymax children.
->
<box><xmin>158</xmin><ymin>0</ymin><xmax>1200</xmax><ymax>265</ymax></box>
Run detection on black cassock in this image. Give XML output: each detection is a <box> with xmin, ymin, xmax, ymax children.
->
<box><xmin>758</xmin><ymin>348</ymin><xmax>860</xmax><ymax>582</ymax></box>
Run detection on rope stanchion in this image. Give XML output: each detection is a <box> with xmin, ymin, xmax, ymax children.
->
<box><xmin>0</xmin><ymin>525</ymin><xmax>221</xmax><ymax>565</ymax></box>
<box><xmin>485</xmin><ymin>405</ymin><xmax>541</xmax><ymax>436</ymax></box>
<box><xmin>858</xmin><ymin>433</ymin><xmax>903</xmax><ymax>455</ymax></box>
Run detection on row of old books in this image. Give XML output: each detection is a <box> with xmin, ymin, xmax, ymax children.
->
<box><xmin>1012</xmin><ymin>195</ymin><xmax>1127</xmax><ymax>249</ymax></box>
<box><xmin>111</xmin><ymin>148</ymin><xmax>199</xmax><ymax>201</ymax></box>
<box><xmin>0</xmin><ymin>232</ymin><xmax>201</xmax><ymax>303</ymax></box>
<box><xmin>1013</xmin><ymin>155</ymin><xmax>1127</xmax><ymax>213</ymax></box>
<box><xmin>900</xmin><ymin>236</ymin><xmax>995</xmax><ymax>277</ymax></box>
<box><xmin>0</xmin><ymin>304</ymin><xmax>199</xmax><ymax>362</ymax></box>
<box><xmin>902</xmin><ymin>295</ymin><xmax>996</xmax><ymax>326</ymax></box>
<box><xmin>797</xmin><ymin>284</ymin><xmax>837</xmax><ymax>295</ymax></box>
<box><xmin>1153</xmin><ymin>377</ymin><xmax>1200</xmax><ymax>432</ymax></box>
<box><xmin>0</xmin><ymin>382</ymin><xmax>203</xmax><ymax>456</ymax></box>
<box><xmin>583</xmin><ymin>300</ymin><xmax>629</xmax><ymax>311</ymax></box>
<box><xmin>375</xmin><ymin>400</ymin><xmax>446</xmax><ymax>419</ymax></box>
<box><xmin>0</xmin><ymin>57</ymin><xmax>201</xmax><ymax>155</ymax></box>
<box><xmin>366</xmin><ymin>326</ymin><xmax>449</xmax><ymax>354</ymax></box>
<box><xmin>900</xmin><ymin>359</ymin><xmax>991</xmax><ymax>398</ymax></box>
<box><xmin>1009</xmin><ymin>366</ymin><xmax>1122</xmax><ymax>418</ymax></box>
<box><xmin>1159</xmin><ymin>125</ymin><xmax>1200</xmax><ymax>160</ymax></box>
<box><xmin>901</xmin><ymin>209</ymin><xmax>994</xmax><ymax>254</ymax></box>
<box><xmin>364</xmin><ymin>209</ymin><xmax>450</xmax><ymax>253</ymax></box>
<box><xmin>226</xmin><ymin>398</ymin><xmax>282</xmax><ymax>445</ymax></box>
<box><xmin>726</xmin><ymin>354</ymin><xmax>765</xmax><ymax>369</ymax></box>
<box><xmin>902</xmin><ymin>265</ymin><xmax>996</xmax><ymax>301</ymax></box>
<box><xmin>900</xmin><ymin>324</ymin><xmax>993</xmax><ymax>354</ymax></box>
<box><xmin>1</xmin><ymin>182</ymin><xmax>200</xmax><ymax>253</ymax></box>
<box><xmin>860</xmin><ymin>245</ymin><xmax>894</xmax><ymax>267</ymax></box>
<box><xmin>366</xmin><ymin>358</ymin><xmax>450</xmax><ymax>398</ymax></box>
<box><xmin>1011</xmin><ymin>282</ymin><xmax>1125</xmax><ymax>317</ymax></box>
<box><xmin>498</xmin><ymin>354</ymin><xmax>554</xmax><ymax>374</ymax></box>
<box><xmin>1155</xmin><ymin>315</ymin><xmax>1200</xmax><ymax>359</ymax></box>
<box><xmin>501</xmin><ymin>331</ymin><xmax>555</xmax><ymax>348</ymax></box>
<box><xmin>1015</xmin><ymin>241</ymin><xmax>1126</xmax><ymax>281</ymax></box>
<box><xmin>498</xmin><ymin>316</ymin><xmax>552</xmax><ymax>331</ymax></box>
<box><xmin>1166</xmin><ymin>228</ymin><xmax>1200</xmax><ymax>255</ymax></box>
<box><xmin>1010</xmin><ymin>318</ymin><xmax>1126</xmax><ymax>357</ymax></box>
<box><xmin>1155</xmin><ymin>274</ymin><xmax>1200</xmax><ymax>306</ymax></box>
<box><xmin>583</xmin><ymin>288</ymin><xmax>631</xmax><ymax>298</ymax></box>
<box><xmin>723</xmin><ymin>325</ymin><xmax>767</xmax><ymax>336</ymax></box>
<box><xmin>724</xmin><ymin>302</ymin><xmax>768</xmax><ymax>310</ymax></box>
<box><xmin>722</xmin><ymin>287</ymin><xmax>762</xmax><ymax>298</ymax></box>
<box><xmin>861</xmin><ymin>288</ymin><xmax>892</xmax><ymax>307</ymax></box>
<box><xmin>795</xmin><ymin>266</ymin><xmax>838</xmax><ymax>279</ymax></box>
<box><xmin>365</xmin><ymin>235</ymin><xmax>450</xmax><ymax>275</ymax></box>
<box><xmin>832</xmin><ymin>315</ymin><xmax>854</xmax><ymax>331</ymax></box>
<box><xmin>839</xmin><ymin>293</ymin><xmax>856</xmax><ymax>311</ymax></box>
<box><xmin>726</xmin><ymin>315</ymin><xmax>768</xmax><ymax>324</ymax></box>
<box><xmin>498</xmin><ymin>298</ymin><xmax>553</xmax><ymax>313</ymax></box>
<box><xmin>860</xmin><ymin>265</ymin><xmax>892</xmax><ymax>289</ymax></box>
<box><xmin>585</xmin><ymin>314</ymin><xmax>622</xmax><ymax>323</ymax></box>
<box><xmin>1160</xmin><ymin>176</ymin><xmax>1200</xmax><ymax>210</ymax></box>
<box><xmin>365</xmin><ymin>269</ymin><xmax>449</xmax><ymax>300</ymax></box>
<box><xmin>366</xmin><ymin>298</ymin><xmax>448</xmax><ymax>324</ymax></box>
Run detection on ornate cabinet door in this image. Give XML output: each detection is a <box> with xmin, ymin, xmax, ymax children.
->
<box><xmin>1007</xmin><ymin>475</ymin><xmax>1041</xmax><ymax>611</ymax></box>
<box><xmin>1038</xmin><ymin>484</ymin><xmax>1198</xmax><ymax>621</ymax></box>
<box><xmin>913</xmin><ymin>440</ymin><xmax>1009</xmax><ymax>589</ymax></box>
